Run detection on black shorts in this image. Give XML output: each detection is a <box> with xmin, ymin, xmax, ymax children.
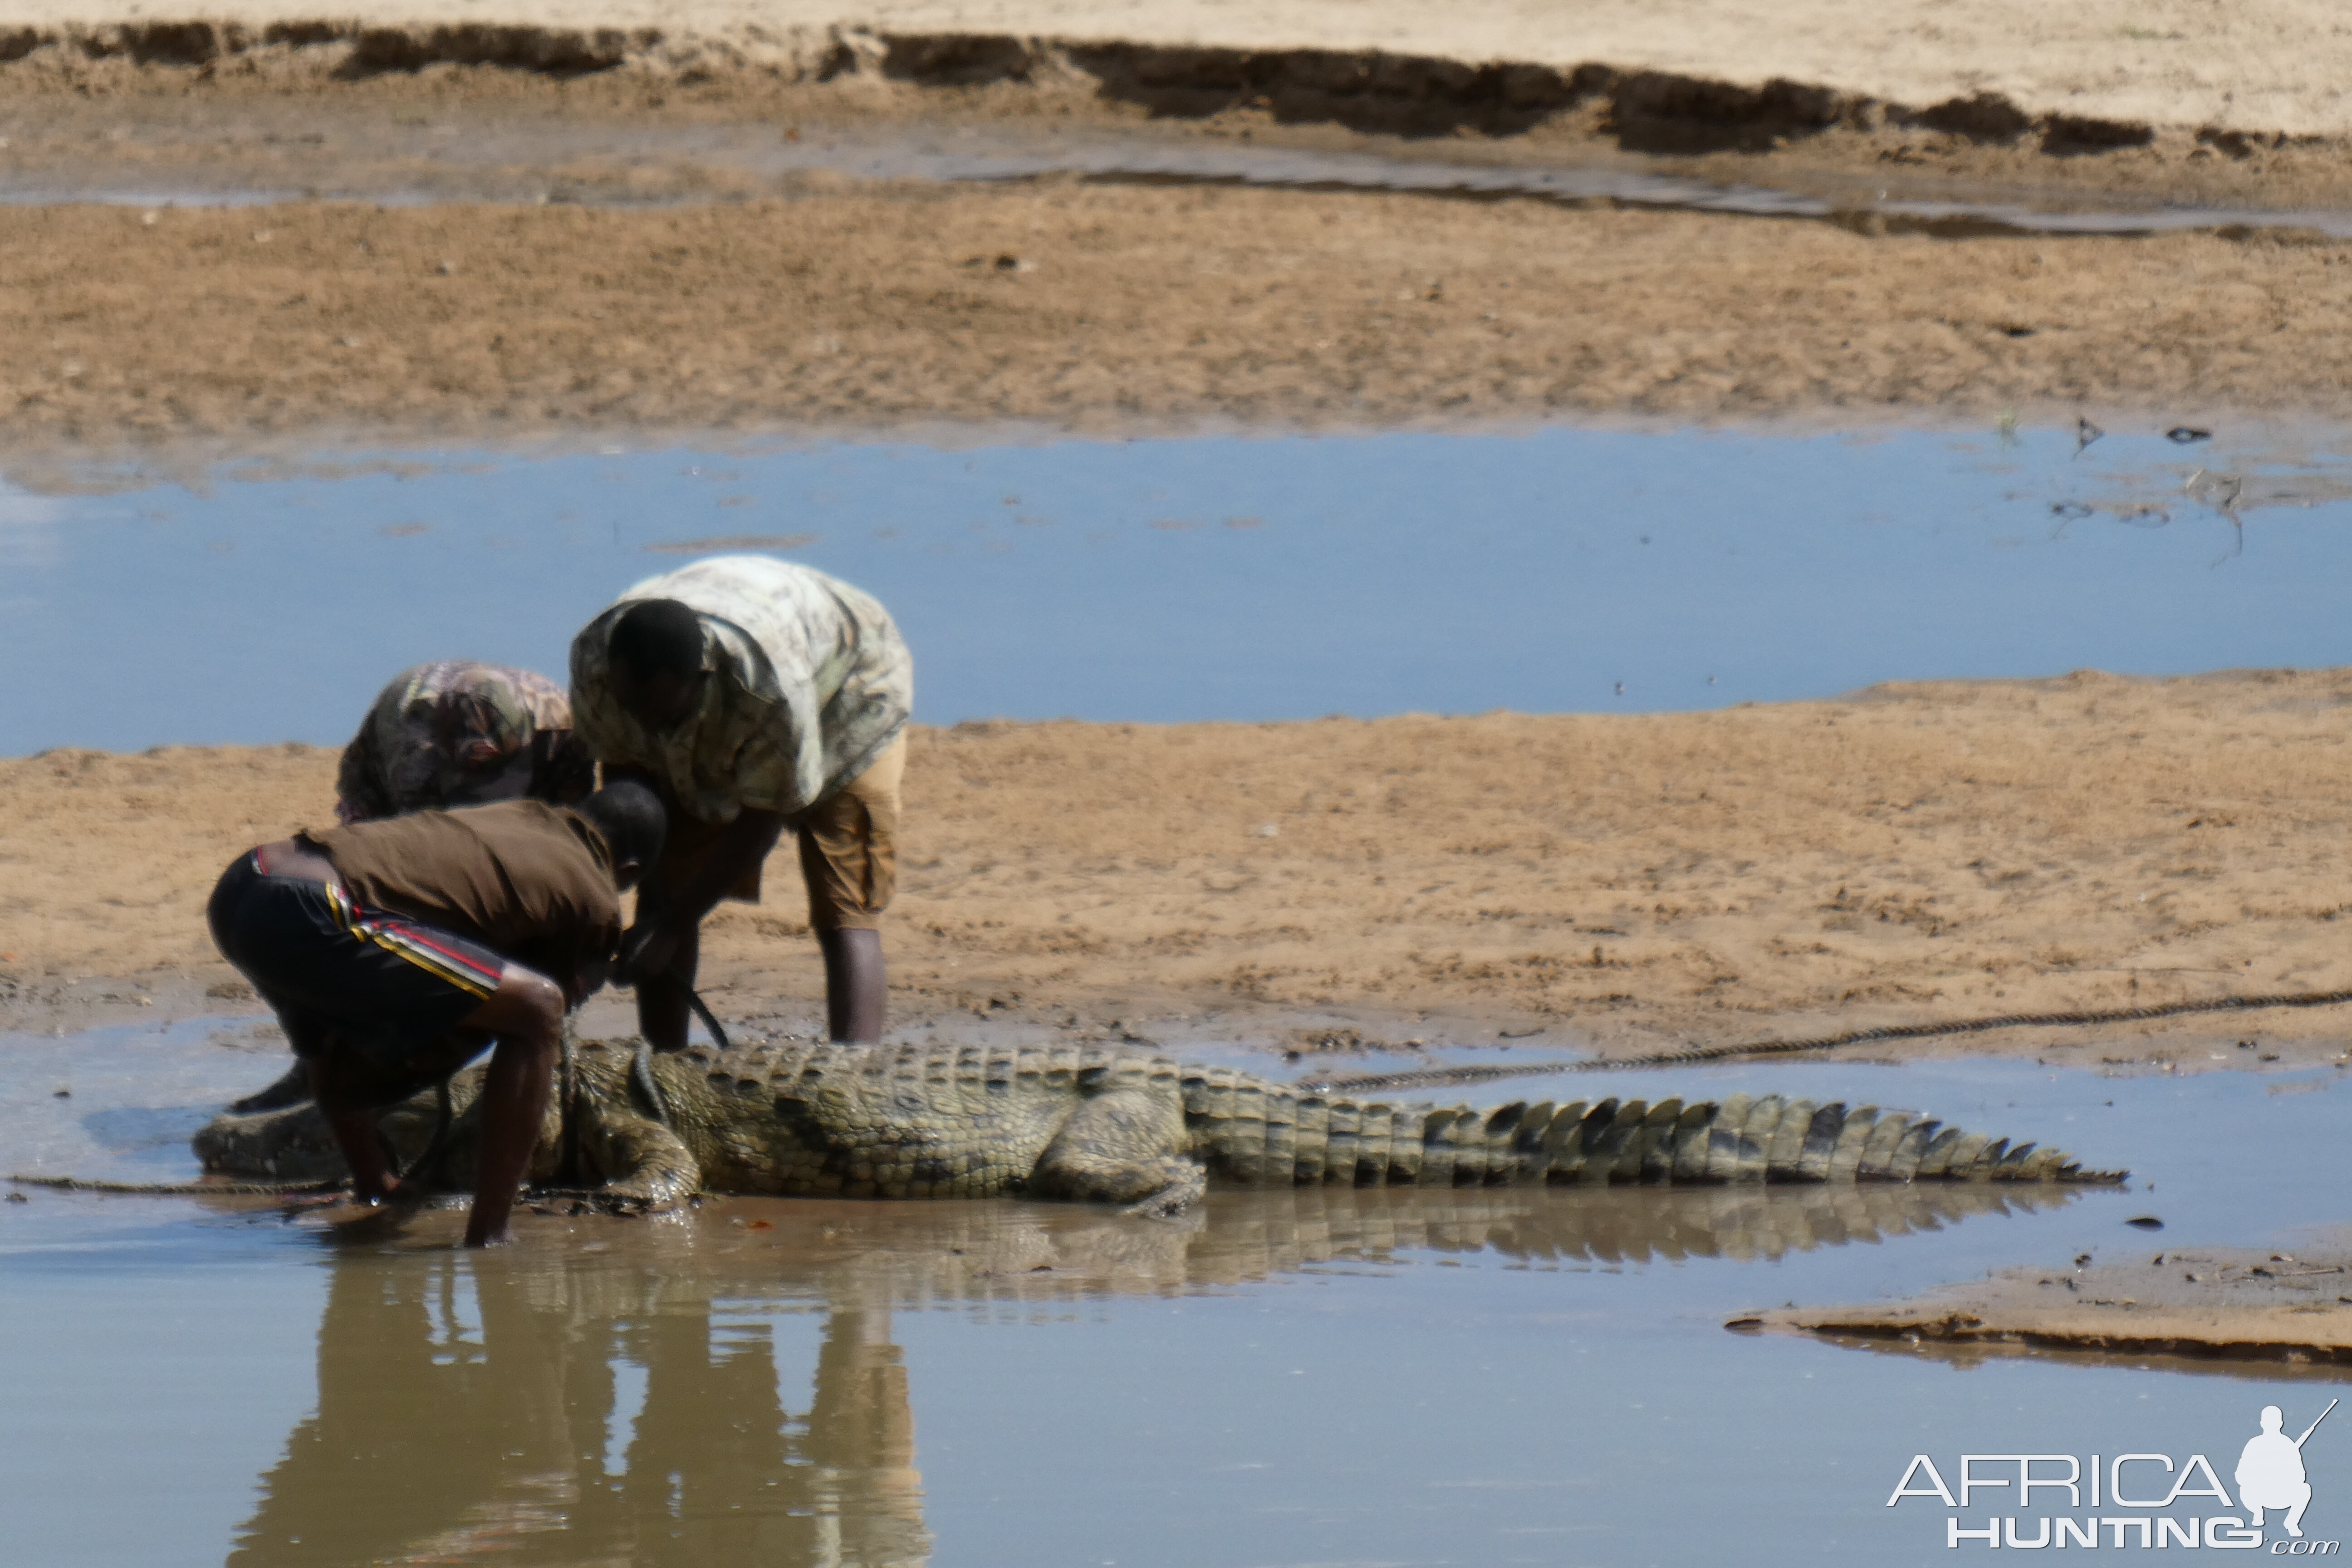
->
<box><xmin>206</xmin><ymin>851</ymin><xmax>507</xmax><ymax>1094</ymax></box>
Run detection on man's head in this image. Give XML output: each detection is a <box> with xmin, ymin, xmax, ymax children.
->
<box><xmin>578</xmin><ymin>779</ymin><xmax>666</xmax><ymax>891</ymax></box>
<box><xmin>606</xmin><ymin>598</ymin><xmax>707</xmax><ymax>732</ymax></box>
<box><xmin>2264</xmin><ymin>1406</ymin><xmax>2286</xmax><ymax>1434</ymax></box>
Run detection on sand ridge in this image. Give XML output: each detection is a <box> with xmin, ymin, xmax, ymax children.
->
<box><xmin>12</xmin><ymin>1</ymin><xmax>2352</xmax><ymax>137</ymax></box>
<box><xmin>6</xmin><ymin>0</ymin><xmax>2352</xmax><ymax>449</ymax></box>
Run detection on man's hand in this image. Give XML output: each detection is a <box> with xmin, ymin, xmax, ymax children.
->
<box><xmin>617</xmin><ymin>918</ymin><xmax>683</xmax><ymax>987</ymax></box>
<box><xmin>347</xmin><ymin>1175</ymin><xmax>428</xmax><ymax>1207</ymax></box>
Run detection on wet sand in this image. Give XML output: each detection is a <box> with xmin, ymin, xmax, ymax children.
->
<box><xmin>1758</xmin><ymin>1242</ymin><xmax>2352</xmax><ymax>1367</ymax></box>
<box><xmin>13</xmin><ymin>669</ymin><xmax>2352</xmax><ymax>1064</ymax></box>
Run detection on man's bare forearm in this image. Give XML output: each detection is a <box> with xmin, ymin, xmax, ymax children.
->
<box><xmin>648</xmin><ymin>807</ymin><xmax>786</xmax><ymax>926</ymax></box>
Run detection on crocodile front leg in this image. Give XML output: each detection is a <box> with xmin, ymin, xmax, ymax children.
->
<box><xmin>1031</xmin><ymin>1086</ymin><xmax>1206</xmax><ymax>1217</ymax></box>
<box><xmin>571</xmin><ymin>1093</ymin><xmax>703</xmax><ymax>1213</ymax></box>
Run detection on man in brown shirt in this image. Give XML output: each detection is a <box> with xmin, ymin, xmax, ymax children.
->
<box><xmin>206</xmin><ymin>784</ymin><xmax>665</xmax><ymax>1247</ymax></box>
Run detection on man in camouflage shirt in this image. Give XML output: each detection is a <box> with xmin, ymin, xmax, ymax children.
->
<box><xmin>336</xmin><ymin>661</ymin><xmax>597</xmax><ymax>824</ymax></box>
<box><xmin>569</xmin><ymin>556</ymin><xmax>913</xmax><ymax>1047</ymax></box>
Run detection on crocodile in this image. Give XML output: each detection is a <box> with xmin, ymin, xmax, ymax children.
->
<box><xmin>191</xmin><ymin>1039</ymin><xmax>2126</xmax><ymax>1216</ymax></box>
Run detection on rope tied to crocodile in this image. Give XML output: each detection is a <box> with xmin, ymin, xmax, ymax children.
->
<box><xmin>4</xmin><ymin>1075</ymin><xmax>462</xmax><ymax>1198</ymax></box>
<box><xmin>6</xmin><ymin>1174</ymin><xmax>348</xmax><ymax>1196</ymax></box>
<box><xmin>1297</xmin><ymin>985</ymin><xmax>2352</xmax><ymax>1096</ymax></box>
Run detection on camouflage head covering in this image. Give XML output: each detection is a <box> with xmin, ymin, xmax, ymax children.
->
<box><xmin>336</xmin><ymin>662</ymin><xmax>593</xmax><ymax>823</ymax></box>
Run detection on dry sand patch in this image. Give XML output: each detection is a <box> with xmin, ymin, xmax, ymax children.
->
<box><xmin>5</xmin><ymin>0</ymin><xmax>2352</xmax><ymax>449</ymax></box>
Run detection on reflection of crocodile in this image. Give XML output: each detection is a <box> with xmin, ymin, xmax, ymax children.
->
<box><xmin>194</xmin><ymin>1040</ymin><xmax>2126</xmax><ymax>1215</ymax></box>
<box><xmin>874</xmin><ymin>1181</ymin><xmax>2086</xmax><ymax>1288</ymax></box>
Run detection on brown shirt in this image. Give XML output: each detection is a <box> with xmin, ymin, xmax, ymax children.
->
<box><xmin>300</xmin><ymin>800</ymin><xmax>622</xmax><ymax>991</ymax></box>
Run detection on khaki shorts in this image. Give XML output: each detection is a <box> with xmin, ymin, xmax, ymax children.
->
<box><xmin>652</xmin><ymin>735</ymin><xmax>904</xmax><ymax>932</ymax></box>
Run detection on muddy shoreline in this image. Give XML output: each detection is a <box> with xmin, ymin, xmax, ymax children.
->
<box><xmin>17</xmin><ymin>4</ymin><xmax>2352</xmax><ymax>144</ymax></box>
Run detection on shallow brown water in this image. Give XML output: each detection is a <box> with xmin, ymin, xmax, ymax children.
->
<box><xmin>211</xmin><ymin>1185</ymin><xmax>2058</xmax><ymax>1567</ymax></box>
<box><xmin>15</xmin><ymin>1022</ymin><xmax>2352</xmax><ymax>1564</ymax></box>
<box><xmin>5</xmin><ymin>1180</ymin><xmax>2092</xmax><ymax>1567</ymax></box>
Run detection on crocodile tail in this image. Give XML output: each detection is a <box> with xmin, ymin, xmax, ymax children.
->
<box><xmin>1181</xmin><ymin>1068</ymin><xmax>2124</xmax><ymax>1186</ymax></box>
<box><xmin>1483</xmin><ymin>1095</ymin><xmax>2126</xmax><ymax>1186</ymax></box>
<box><xmin>1180</xmin><ymin>1068</ymin><xmax>1312</xmax><ymax>1186</ymax></box>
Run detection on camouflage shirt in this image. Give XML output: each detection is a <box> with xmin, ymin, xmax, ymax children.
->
<box><xmin>568</xmin><ymin>556</ymin><xmax>913</xmax><ymax>825</ymax></box>
<box><xmin>335</xmin><ymin>662</ymin><xmax>597</xmax><ymax>824</ymax></box>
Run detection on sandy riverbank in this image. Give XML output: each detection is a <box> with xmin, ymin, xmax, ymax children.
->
<box><xmin>10</xmin><ymin>671</ymin><xmax>2352</xmax><ymax>1064</ymax></box>
<box><xmin>2</xmin><ymin>0</ymin><xmax>2350</xmax><ymax>451</ymax></box>
<box><xmin>8</xmin><ymin>182</ymin><xmax>2347</xmax><ymax>452</ymax></box>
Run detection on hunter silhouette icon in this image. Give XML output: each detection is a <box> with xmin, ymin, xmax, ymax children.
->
<box><xmin>2239</xmin><ymin>1399</ymin><xmax>2336</xmax><ymax>1538</ymax></box>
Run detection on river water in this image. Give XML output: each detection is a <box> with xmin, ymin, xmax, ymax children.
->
<box><xmin>5</xmin><ymin>1022</ymin><xmax>2351</xmax><ymax>1566</ymax></box>
<box><xmin>7</xmin><ymin>418</ymin><xmax>2350</xmax><ymax>755</ymax></box>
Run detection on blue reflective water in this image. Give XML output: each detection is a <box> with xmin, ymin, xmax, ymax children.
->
<box><xmin>5</xmin><ymin>420</ymin><xmax>2348</xmax><ymax>755</ymax></box>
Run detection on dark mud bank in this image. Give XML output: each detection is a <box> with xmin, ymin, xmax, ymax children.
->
<box><xmin>0</xmin><ymin>18</ymin><xmax>2265</xmax><ymax>160</ymax></box>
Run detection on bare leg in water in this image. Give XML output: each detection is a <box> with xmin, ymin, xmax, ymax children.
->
<box><xmin>312</xmin><ymin>963</ymin><xmax>565</xmax><ymax>1247</ymax></box>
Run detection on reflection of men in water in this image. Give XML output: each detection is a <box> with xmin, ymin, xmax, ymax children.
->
<box><xmin>231</xmin><ymin>1251</ymin><xmax>929</xmax><ymax>1568</ymax></box>
<box><xmin>205</xmin><ymin>786</ymin><xmax>662</xmax><ymax>1245</ymax></box>
<box><xmin>2238</xmin><ymin>1404</ymin><xmax>2319</xmax><ymax>1537</ymax></box>
<box><xmin>803</xmin><ymin>1294</ymin><xmax>928</xmax><ymax>1568</ymax></box>
<box><xmin>336</xmin><ymin>661</ymin><xmax>596</xmax><ymax>824</ymax></box>
<box><xmin>228</xmin><ymin>1247</ymin><xmax>584</xmax><ymax>1567</ymax></box>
